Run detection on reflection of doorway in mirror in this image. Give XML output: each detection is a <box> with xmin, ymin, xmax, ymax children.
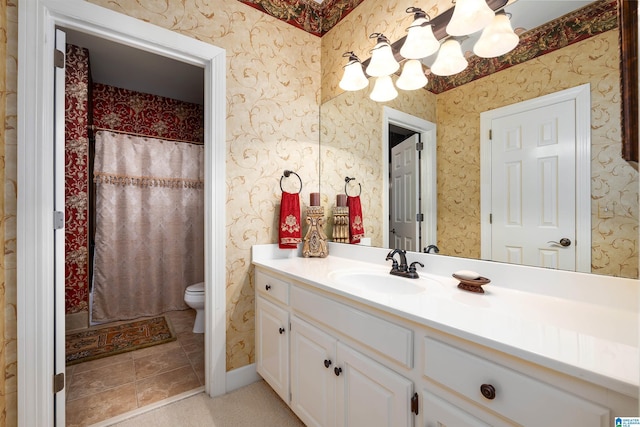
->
<box><xmin>382</xmin><ymin>107</ymin><xmax>437</xmax><ymax>251</ymax></box>
<box><xmin>390</xmin><ymin>133</ymin><xmax>420</xmax><ymax>251</ymax></box>
<box><xmin>480</xmin><ymin>84</ymin><xmax>591</xmax><ymax>273</ymax></box>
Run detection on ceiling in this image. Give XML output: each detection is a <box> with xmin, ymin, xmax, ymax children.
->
<box><xmin>63</xmin><ymin>0</ymin><xmax>594</xmax><ymax>106</ymax></box>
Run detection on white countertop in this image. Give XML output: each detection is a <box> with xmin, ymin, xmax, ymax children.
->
<box><xmin>252</xmin><ymin>243</ymin><xmax>639</xmax><ymax>398</ymax></box>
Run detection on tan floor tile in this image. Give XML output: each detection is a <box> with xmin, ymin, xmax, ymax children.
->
<box><xmin>134</xmin><ymin>346</ymin><xmax>190</xmax><ymax>380</ymax></box>
<box><xmin>66</xmin><ymin>382</ymin><xmax>138</xmax><ymax>427</ymax></box>
<box><xmin>130</xmin><ymin>339</ymin><xmax>182</xmax><ymax>360</ymax></box>
<box><xmin>136</xmin><ymin>365</ymin><xmax>201</xmax><ymax>407</ymax></box>
<box><xmin>179</xmin><ymin>332</ymin><xmax>204</xmax><ymax>354</ymax></box>
<box><xmin>72</xmin><ymin>350</ymin><xmax>134</xmax><ymax>374</ymax></box>
<box><xmin>187</xmin><ymin>350</ymin><xmax>205</xmax><ymax>385</ymax></box>
<box><xmin>67</xmin><ymin>360</ymin><xmax>136</xmax><ymax>401</ymax></box>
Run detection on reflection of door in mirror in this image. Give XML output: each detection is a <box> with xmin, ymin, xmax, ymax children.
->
<box><xmin>480</xmin><ymin>85</ymin><xmax>591</xmax><ymax>273</ymax></box>
<box><xmin>390</xmin><ymin>132</ymin><xmax>419</xmax><ymax>251</ymax></box>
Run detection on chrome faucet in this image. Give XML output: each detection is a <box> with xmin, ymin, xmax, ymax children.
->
<box><xmin>386</xmin><ymin>249</ymin><xmax>423</xmax><ymax>279</ymax></box>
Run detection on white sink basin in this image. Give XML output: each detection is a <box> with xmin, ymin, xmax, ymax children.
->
<box><xmin>328</xmin><ymin>269</ymin><xmax>441</xmax><ymax>295</ymax></box>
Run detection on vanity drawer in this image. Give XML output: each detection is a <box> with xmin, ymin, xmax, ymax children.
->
<box><xmin>291</xmin><ymin>286</ymin><xmax>413</xmax><ymax>369</ymax></box>
<box><xmin>255</xmin><ymin>270</ymin><xmax>289</xmax><ymax>305</ymax></box>
<box><xmin>423</xmin><ymin>337</ymin><xmax>609</xmax><ymax>426</ymax></box>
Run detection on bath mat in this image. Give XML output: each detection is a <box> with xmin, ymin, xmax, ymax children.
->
<box><xmin>65</xmin><ymin>315</ymin><xmax>176</xmax><ymax>366</ymax></box>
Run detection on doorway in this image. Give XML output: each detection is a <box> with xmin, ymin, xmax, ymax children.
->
<box><xmin>480</xmin><ymin>84</ymin><xmax>592</xmax><ymax>273</ymax></box>
<box><xmin>18</xmin><ymin>2</ymin><xmax>226</xmax><ymax>426</ymax></box>
<box><xmin>382</xmin><ymin>107</ymin><xmax>437</xmax><ymax>251</ymax></box>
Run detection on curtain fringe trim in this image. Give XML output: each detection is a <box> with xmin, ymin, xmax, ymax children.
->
<box><xmin>94</xmin><ymin>172</ymin><xmax>204</xmax><ymax>189</ymax></box>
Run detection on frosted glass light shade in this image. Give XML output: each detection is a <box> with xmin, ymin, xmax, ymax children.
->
<box><xmin>339</xmin><ymin>59</ymin><xmax>369</xmax><ymax>91</ymax></box>
<box><xmin>430</xmin><ymin>39</ymin><xmax>468</xmax><ymax>76</ymax></box>
<box><xmin>370</xmin><ymin>75</ymin><xmax>398</xmax><ymax>102</ymax></box>
<box><xmin>473</xmin><ymin>12</ymin><xmax>519</xmax><ymax>58</ymax></box>
<box><xmin>400</xmin><ymin>18</ymin><xmax>440</xmax><ymax>59</ymax></box>
<box><xmin>396</xmin><ymin>60</ymin><xmax>428</xmax><ymax>90</ymax></box>
<box><xmin>366</xmin><ymin>42</ymin><xmax>400</xmax><ymax>77</ymax></box>
<box><xmin>446</xmin><ymin>0</ymin><xmax>495</xmax><ymax>36</ymax></box>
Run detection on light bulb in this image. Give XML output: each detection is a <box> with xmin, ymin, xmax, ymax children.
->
<box><xmin>339</xmin><ymin>52</ymin><xmax>369</xmax><ymax>91</ymax></box>
<box><xmin>396</xmin><ymin>60</ymin><xmax>428</xmax><ymax>90</ymax></box>
<box><xmin>430</xmin><ymin>39</ymin><xmax>468</xmax><ymax>76</ymax></box>
<box><xmin>400</xmin><ymin>16</ymin><xmax>440</xmax><ymax>59</ymax></box>
<box><xmin>365</xmin><ymin>33</ymin><xmax>400</xmax><ymax>77</ymax></box>
<box><xmin>473</xmin><ymin>11</ymin><xmax>519</xmax><ymax>58</ymax></box>
<box><xmin>370</xmin><ymin>75</ymin><xmax>398</xmax><ymax>102</ymax></box>
<box><xmin>446</xmin><ymin>0</ymin><xmax>495</xmax><ymax>36</ymax></box>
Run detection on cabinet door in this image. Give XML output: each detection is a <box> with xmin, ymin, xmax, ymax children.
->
<box><xmin>336</xmin><ymin>342</ymin><xmax>413</xmax><ymax>427</ymax></box>
<box><xmin>256</xmin><ymin>296</ymin><xmax>289</xmax><ymax>402</ymax></box>
<box><xmin>422</xmin><ymin>391</ymin><xmax>492</xmax><ymax>427</ymax></box>
<box><xmin>290</xmin><ymin>316</ymin><xmax>337</xmax><ymax>427</ymax></box>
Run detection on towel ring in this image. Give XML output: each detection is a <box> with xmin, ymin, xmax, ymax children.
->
<box><xmin>280</xmin><ymin>170</ymin><xmax>302</xmax><ymax>194</ymax></box>
<box><xmin>345</xmin><ymin>177</ymin><xmax>362</xmax><ymax>197</ymax></box>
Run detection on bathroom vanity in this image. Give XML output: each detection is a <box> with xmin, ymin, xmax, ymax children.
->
<box><xmin>252</xmin><ymin>243</ymin><xmax>638</xmax><ymax>427</ymax></box>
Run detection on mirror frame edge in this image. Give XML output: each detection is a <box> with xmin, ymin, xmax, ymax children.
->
<box><xmin>620</xmin><ymin>0</ymin><xmax>638</xmax><ymax>163</ymax></box>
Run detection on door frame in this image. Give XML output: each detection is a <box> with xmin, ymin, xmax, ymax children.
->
<box><xmin>383</xmin><ymin>107</ymin><xmax>437</xmax><ymax>250</ymax></box>
<box><xmin>17</xmin><ymin>1</ymin><xmax>227</xmax><ymax>425</ymax></box>
<box><xmin>479</xmin><ymin>84</ymin><xmax>591</xmax><ymax>273</ymax></box>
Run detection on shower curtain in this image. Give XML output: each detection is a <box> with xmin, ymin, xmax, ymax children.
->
<box><xmin>92</xmin><ymin>131</ymin><xmax>205</xmax><ymax>322</ymax></box>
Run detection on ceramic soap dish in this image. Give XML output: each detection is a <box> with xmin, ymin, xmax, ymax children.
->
<box><xmin>452</xmin><ymin>273</ymin><xmax>491</xmax><ymax>294</ymax></box>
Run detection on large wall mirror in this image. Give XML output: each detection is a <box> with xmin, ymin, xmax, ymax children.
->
<box><xmin>319</xmin><ymin>0</ymin><xmax>638</xmax><ymax>279</ymax></box>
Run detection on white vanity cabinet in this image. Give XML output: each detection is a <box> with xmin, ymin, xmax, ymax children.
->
<box><xmin>254</xmin><ymin>263</ymin><xmax>637</xmax><ymax>427</ymax></box>
<box><xmin>255</xmin><ymin>270</ymin><xmax>291</xmax><ymax>403</ymax></box>
<box><xmin>290</xmin><ymin>315</ymin><xmax>414</xmax><ymax>427</ymax></box>
<box><xmin>421</xmin><ymin>337</ymin><xmax>611</xmax><ymax>427</ymax></box>
<box><xmin>256</xmin><ymin>268</ymin><xmax>416</xmax><ymax>427</ymax></box>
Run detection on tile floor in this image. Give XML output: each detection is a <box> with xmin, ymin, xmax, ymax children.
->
<box><xmin>65</xmin><ymin>309</ymin><xmax>204</xmax><ymax>427</ymax></box>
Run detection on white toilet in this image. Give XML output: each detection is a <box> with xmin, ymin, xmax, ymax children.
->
<box><xmin>184</xmin><ymin>282</ymin><xmax>205</xmax><ymax>333</ymax></box>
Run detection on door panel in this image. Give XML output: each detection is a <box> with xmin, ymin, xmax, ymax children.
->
<box><xmin>390</xmin><ymin>134</ymin><xmax>420</xmax><ymax>251</ymax></box>
<box><xmin>490</xmin><ymin>99</ymin><xmax>576</xmax><ymax>271</ymax></box>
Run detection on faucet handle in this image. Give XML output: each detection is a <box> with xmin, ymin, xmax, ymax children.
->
<box><xmin>385</xmin><ymin>250</ymin><xmax>399</xmax><ymax>270</ymax></box>
<box><xmin>408</xmin><ymin>261</ymin><xmax>424</xmax><ymax>273</ymax></box>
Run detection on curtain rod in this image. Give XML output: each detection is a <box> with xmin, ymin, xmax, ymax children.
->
<box><xmin>89</xmin><ymin>125</ymin><xmax>204</xmax><ymax>145</ymax></box>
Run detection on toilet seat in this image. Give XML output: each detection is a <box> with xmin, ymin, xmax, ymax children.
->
<box><xmin>185</xmin><ymin>282</ymin><xmax>204</xmax><ymax>295</ymax></box>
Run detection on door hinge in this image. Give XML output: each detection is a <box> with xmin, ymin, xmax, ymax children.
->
<box><xmin>411</xmin><ymin>392</ymin><xmax>419</xmax><ymax>415</ymax></box>
<box><xmin>54</xmin><ymin>211</ymin><xmax>65</xmax><ymax>230</ymax></box>
<box><xmin>489</xmin><ymin>213</ymin><xmax>492</xmax><ymax>224</ymax></box>
<box><xmin>54</xmin><ymin>48</ymin><xmax>65</xmax><ymax>69</ymax></box>
<box><xmin>416</xmin><ymin>142</ymin><xmax>424</xmax><ymax>151</ymax></box>
<box><xmin>489</xmin><ymin>129</ymin><xmax>493</xmax><ymax>140</ymax></box>
<box><xmin>416</xmin><ymin>213</ymin><xmax>424</xmax><ymax>222</ymax></box>
<box><xmin>53</xmin><ymin>372</ymin><xmax>65</xmax><ymax>393</ymax></box>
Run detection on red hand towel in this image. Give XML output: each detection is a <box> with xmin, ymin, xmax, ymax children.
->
<box><xmin>347</xmin><ymin>195</ymin><xmax>365</xmax><ymax>244</ymax></box>
<box><xmin>279</xmin><ymin>191</ymin><xmax>302</xmax><ymax>249</ymax></box>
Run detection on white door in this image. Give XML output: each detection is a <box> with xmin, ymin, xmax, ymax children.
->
<box><xmin>255</xmin><ymin>297</ymin><xmax>290</xmax><ymax>403</ymax></box>
<box><xmin>390</xmin><ymin>134</ymin><xmax>420</xmax><ymax>251</ymax></box>
<box><xmin>290</xmin><ymin>316</ymin><xmax>337</xmax><ymax>427</ymax></box>
<box><xmin>53</xmin><ymin>28</ymin><xmax>67</xmax><ymax>426</ymax></box>
<box><xmin>336</xmin><ymin>342</ymin><xmax>413</xmax><ymax>427</ymax></box>
<box><xmin>489</xmin><ymin>99</ymin><xmax>577</xmax><ymax>270</ymax></box>
<box><xmin>422</xmin><ymin>391</ymin><xmax>492</xmax><ymax>427</ymax></box>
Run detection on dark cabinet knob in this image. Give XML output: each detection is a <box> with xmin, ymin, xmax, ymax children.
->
<box><xmin>334</xmin><ymin>367</ymin><xmax>342</xmax><ymax>376</ymax></box>
<box><xmin>324</xmin><ymin>359</ymin><xmax>332</xmax><ymax>368</ymax></box>
<box><xmin>480</xmin><ymin>384</ymin><xmax>496</xmax><ymax>400</ymax></box>
<box><xmin>279</xmin><ymin>327</ymin><xmax>285</xmax><ymax>334</ymax></box>
<box><xmin>265</xmin><ymin>284</ymin><xmax>271</xmax><ymax>291</ymax></box>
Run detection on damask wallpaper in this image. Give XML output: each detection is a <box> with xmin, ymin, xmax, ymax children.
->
<box><xmin>92</xmin><ymin>83</ymin><xmax>204</xmax><ymax>143</ymax></box>
<box><xmin>65</xmin><ymin>45</ymin><xmax>91</xmax><ymax>315</ymax></box>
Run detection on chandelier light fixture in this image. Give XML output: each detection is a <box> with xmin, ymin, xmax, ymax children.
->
<box><xmin>338</xmin><ymin>0</ymin><xmax>520</xmax><ymax>102</ymax></box>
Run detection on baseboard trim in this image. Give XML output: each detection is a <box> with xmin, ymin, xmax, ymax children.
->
<box><xmin>225</xmin><ymin>363</ymin><xmax>260</xmax><ymax>392</ymax></box>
